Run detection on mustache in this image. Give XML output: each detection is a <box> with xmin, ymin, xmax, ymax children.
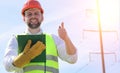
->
<box><xmin>30</xmin><ymin>18</ymin><xmax>38</xmax><ymax>21</ymax></box>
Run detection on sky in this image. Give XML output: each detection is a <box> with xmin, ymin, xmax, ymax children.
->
<box><xmin>0</xmin><ymin>0</ymin><xmax>120</xmax><ymax>73</ymax></box>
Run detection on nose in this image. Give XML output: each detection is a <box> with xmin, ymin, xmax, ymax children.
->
<box><xmin>31</xmin><ymin>14</ymin><xmax>36</xmax><ymax>18</ymax></box>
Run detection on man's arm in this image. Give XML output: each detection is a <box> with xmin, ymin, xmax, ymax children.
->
<box><xmin>58</xmin><ymin>22</ymin><xmax>77</xmax><ymax>55</ymax></box>
<box><xmin>3</xmin><ymin>36</ymin><xmax>22</xmax><ymax>72</ymax></box>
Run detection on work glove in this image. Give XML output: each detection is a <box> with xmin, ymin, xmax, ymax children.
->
<box><xmin>13</xmin><ymin>40</ymin><xmax>45</xmax><ymax>68</ymax></box>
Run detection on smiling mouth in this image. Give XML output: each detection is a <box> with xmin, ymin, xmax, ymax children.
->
<box><xmin>30</xmin><ymin>19</ymin><xmax>38</xmax><ymax>24</ymax></box>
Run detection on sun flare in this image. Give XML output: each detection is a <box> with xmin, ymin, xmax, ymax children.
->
<box><xmin>98</xmin><ymin>0</ymin><xmax>119</xmax><ymax>30</ymax></box>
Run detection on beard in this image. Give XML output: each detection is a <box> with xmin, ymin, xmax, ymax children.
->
<box><xmin>28</xmin><ymin>22</ymin><xmax>41</xmax><ymax>29</ymax></box>
<box><xmin>27</xmin><ymin>18</ymin><xmax>41</xmax><ymax>29</ymax></box>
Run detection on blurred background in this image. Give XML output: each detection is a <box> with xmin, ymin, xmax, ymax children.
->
<box><xmin>0</xmin><ymin>0</ymin><xmax>120</xmax><ymax>73</ymax></box>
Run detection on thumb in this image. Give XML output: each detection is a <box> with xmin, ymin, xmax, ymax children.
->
<box><xmin>23</xmin><ymin>40</ymin><xmax>32</xmax><ymax>53</ymax></box>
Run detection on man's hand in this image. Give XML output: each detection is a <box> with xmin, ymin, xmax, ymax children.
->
<box><xmin>13</xmin><ymin>40</ymin><xmax>45</xmax><ymax>68</ymax></box>
<box><xmin>26</xmin><ymin>40</ymin><xmax>46</xmax><ymax>60</ymax></box>
<box><xmin>58</xmin><ymin>22</ymin><xmax>77</xmax><ymax>56</ymax></box>
<box><xmin>58</xmin><ymin>22</ymin><xmax>68</xmax><ymax>40</ymax></box>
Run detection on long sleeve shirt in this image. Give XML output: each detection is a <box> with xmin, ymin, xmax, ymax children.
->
<box><xmin>4</xmin><ymin>29</ymin><xmax>77</xmax><ymax>73</ymax></box>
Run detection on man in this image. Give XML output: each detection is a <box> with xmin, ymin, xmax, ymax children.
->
<box><xmin>4</xmin><ymin>0</ymin><xmax>77</xmax><ymax>73</ymax></box>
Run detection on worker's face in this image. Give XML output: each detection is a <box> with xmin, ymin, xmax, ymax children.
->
<box><xmin>24</xmin><ymin>8</ymin><xmax>43</xmax><ymax>29</ymax></box>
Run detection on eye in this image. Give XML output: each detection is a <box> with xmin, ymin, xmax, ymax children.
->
<box><xmin>34</xmin><ymin>12</ymin><xmax>40</xmax><ymax>16</ymax></box>
<box><xmin>27</xmin><ymin>13</ymin><xmax>32</xmax><ymax>17</ymax></box>
<box><xmin>25</xmin><ymin>12</ymin><xmax>32</xmax><ymax>17</ymax></box>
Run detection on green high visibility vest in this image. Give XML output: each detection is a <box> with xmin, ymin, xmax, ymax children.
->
<box><xmin>17</xmin><ymin>34</ymin><xmax>59</xmax><ymax>73</ymax></box>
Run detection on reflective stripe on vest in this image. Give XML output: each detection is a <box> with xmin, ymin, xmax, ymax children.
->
<box><xmin>23</xmin><ymin>34</ymin><xmax>59</xmax><ymax>73</ymax></box>
<box><xmin>24</xmin><ymin>65</ymin><xmax>58</xmax><ymax>73</ymax></box>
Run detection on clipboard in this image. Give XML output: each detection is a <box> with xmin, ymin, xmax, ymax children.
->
<box><xmin>17</xmin><ymin>34</ymin><xmax>46</xmax><ymax>62</ymax></box>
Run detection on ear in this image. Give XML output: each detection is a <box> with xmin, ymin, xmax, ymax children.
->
<box><xmin>22</xmin><ymin>16</ymin><xmax>25</xmax><ymax>21</ymax></box>
<box><xmin>41</xmin><ymin>14</ymin><xmax>44</xmax><ymax>22</ymax></box>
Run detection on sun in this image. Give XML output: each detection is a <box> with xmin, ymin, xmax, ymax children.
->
<box><xmin>97</xmin><ymin>0</ymin><xmax>119</xmax><ymax>30</ymax></box>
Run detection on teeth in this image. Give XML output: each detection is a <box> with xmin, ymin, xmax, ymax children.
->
<box><xmin>31</xmin><ymin>19</ymin><xmax>36</xmax><ymax>22</ymax></box>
